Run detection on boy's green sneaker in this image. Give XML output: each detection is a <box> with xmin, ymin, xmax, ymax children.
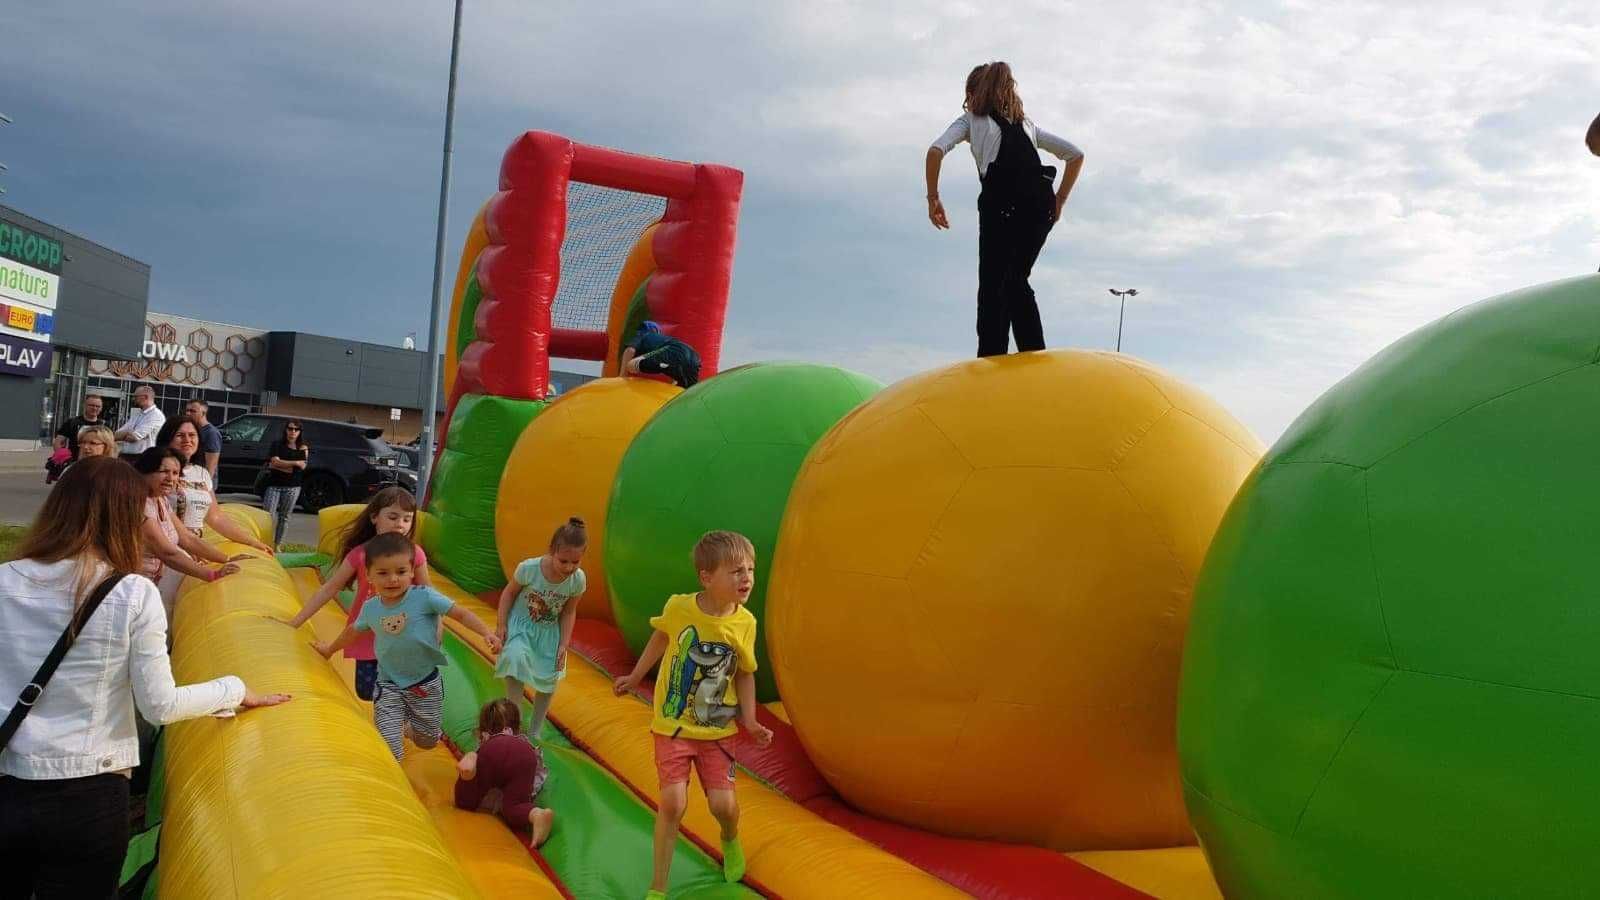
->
<box><xmin>722</xmin><ymin>838</ymin><xmax>746</xmax><ymax>883</ymax></box>
<box><xmin>645</xmin><ymin>891</ymin><xmax>666</xmax><ymax>900</ymax></box>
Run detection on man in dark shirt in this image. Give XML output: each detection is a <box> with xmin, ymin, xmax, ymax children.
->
<box><xmin>185</xmin><ymin>399</ymin><xmax>223</xmax><ymax>480</ymax></box>
<box><xmin>54</xmin><ymin>394</ymin><xmax>105</xmax><ymax>460</ymax></box>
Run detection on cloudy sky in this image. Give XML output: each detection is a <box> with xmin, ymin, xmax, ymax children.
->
<box><xmin>6</xmin><ymin>1</ymin><xmax>1598</xmax><ymax>440</ymax></box>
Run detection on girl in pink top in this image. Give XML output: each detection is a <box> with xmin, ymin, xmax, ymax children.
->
<box><xmin>280</xmin><ymin>487</ymin><xmax>430</xmax><ymax>699</ymax></box>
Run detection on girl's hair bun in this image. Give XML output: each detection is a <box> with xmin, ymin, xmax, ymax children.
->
<box><xmin>551</xmin><ymin>516</ymin><xmax>589</xmax><ymax>550</ymax></box>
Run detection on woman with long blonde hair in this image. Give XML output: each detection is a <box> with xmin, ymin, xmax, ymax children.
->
<box><xmin>926</xmin><ymin>62</ymin><xmax>1085</xmax><ymax>357</ymax></box>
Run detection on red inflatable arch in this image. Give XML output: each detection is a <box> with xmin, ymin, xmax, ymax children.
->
<box><xmin>455</xmin><ymin>130</ymin><xmax>743</xmax><ymax>405</ymax></box>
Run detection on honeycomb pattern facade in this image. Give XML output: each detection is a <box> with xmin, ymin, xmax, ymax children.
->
<box><xmin>90</xmin><ymin>319</ymin><xmax>266</xmax><ymax>391</ymax></box>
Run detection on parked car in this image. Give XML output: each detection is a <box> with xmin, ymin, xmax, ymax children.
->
<box><xmin>215</xmin><ymin>414</ymin><xmax>405</xmax><ymax>512</ymax></box>
<box><xmin>392</xmin><ymin>443</ymin><xmax>421</xmax><ymax>471</ymax></box>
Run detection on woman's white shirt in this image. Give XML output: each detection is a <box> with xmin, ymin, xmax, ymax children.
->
<box><xmin>0</xmin><ymin>558</ymin><xmax>244</xmax><ymax>779</ymax></box>
<box><xmin>931</xmin><ymin>112</ymin><xmax>1083</xmax><ymax>178</ymax></box>
<box><xmin>174</xmin><ymin>464</ymin><xmax>215</xmax><ymax>534</ymax></box>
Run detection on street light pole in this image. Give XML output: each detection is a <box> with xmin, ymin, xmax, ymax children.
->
<box><xmin>416</xmin><ymin>0</ymin><xmax>464</xmax><ymax>500</ymax></box>
<box><xmin>1108</xmin><ymin>288</ymin><xmax>1138</xmax><ymax>352</ymax></box>
<box><xmin>0</xmin><ymin>112</ymin><xmax>11</xmax><ymax>195</ymax></box>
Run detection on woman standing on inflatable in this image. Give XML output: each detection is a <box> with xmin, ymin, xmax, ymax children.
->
<box><xmin>926</xmin><ymin>62</ymin><xmax>1084</xmax><ymax>357</ymax></box>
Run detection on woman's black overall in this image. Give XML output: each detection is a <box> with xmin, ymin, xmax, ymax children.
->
<box><xmin>975</xmin><ymin>117</ymin><xmax>1056</xmax><ymax>357</ymax></box>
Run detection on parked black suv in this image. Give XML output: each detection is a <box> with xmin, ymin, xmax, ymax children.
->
<box><xmin>215</xmin><ymin>414</ymin><xmax>413</xmax><ymax>512</ymax></box>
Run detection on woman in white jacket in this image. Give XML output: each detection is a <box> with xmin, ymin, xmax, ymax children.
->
<box><xmin>926</xmin><ymin>61</ymin><xmax>1085</xmax><ymax>357</ymax></box>
<box><xmin>0</xmin><ymin>457</ymin><xmax>289</xmax><ymax>898</ymax></box>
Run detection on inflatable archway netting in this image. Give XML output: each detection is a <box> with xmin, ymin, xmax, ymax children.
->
<box><xmin>430</xmin><ymin>131</ymin><xmax>742</xmax><ymax>595</ymax></box>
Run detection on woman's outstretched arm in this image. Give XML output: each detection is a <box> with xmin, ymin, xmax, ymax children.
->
<box><xmin>925</xmin><ymin>115</ymin><xmax>967</xmax><ymax>230</ymax></box>
<box><xmin>925</xmin><ymin>147</ymin><xmax>949</xmax><ymax>230</ymax></box>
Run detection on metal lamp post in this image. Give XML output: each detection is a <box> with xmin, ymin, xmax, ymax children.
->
<box><xmin>1108</xmin><ymin>288</ymin><xmax>1138</xmax><ymax>352</ymax></box>
<box><xmin>1</xmin><ymin>112</ymin><xmax>11</xmax><ymax>194</ymax></box>
<box><xmin>416</xmin><ymin>0</ymin><xmax>465</xmax><ymax>500</ymax></box>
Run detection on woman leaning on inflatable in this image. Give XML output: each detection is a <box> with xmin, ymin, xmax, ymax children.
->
<box><xmin>0</xmin><ymin>458</ymin><xmax>289</xmax><ymax>898</ymax></box>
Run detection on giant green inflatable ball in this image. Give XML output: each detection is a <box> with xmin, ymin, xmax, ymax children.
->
<box><xmin>428</xmin><ymin>393</ymin><xmax>546</xmax><ymax>593</ymax></box>
<box><xmin>1179</xmin><ymin>275</ymin><xmax>1600</xmax><ymax>898</ymax></box>
<box><xmin>606</xmin><ymin>362</ymin><xmax>881</xmax><ymax>702</ymax></box>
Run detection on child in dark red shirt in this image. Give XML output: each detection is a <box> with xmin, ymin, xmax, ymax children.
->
<box><xmin>455</xmin><ymin>698</ymin><xmax>554</xmax><ymax>846</ymax></box>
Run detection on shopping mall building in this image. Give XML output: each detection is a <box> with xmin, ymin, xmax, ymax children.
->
<box><xmin>0</xmin><ymin>205</ymin><xmax>591</xmax><ymax>450</ymax></box>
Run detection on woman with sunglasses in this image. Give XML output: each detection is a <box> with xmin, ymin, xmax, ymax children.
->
<box><xmin>262</xmin><ymin>420</ymin><xmax>310</xmax><ymax>550</ymax></box>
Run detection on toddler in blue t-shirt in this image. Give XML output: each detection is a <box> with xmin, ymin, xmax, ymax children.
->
<box><xmin>315</xmin><ymin>532</ymin><xmax>501</xmax><ymax>759</ymax></box>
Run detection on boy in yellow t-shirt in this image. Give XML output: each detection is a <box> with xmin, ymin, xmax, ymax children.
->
<box><xmin>613</xmin><ymin>531</ymin><xmax>774</xmax><ymax>898</ymax></box>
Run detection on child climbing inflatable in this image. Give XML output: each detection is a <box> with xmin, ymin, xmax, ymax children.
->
<box><xmin>455</xmin><ymin>698</ymin><xmax>555</xmax><ymax>847</ymax></box>
<box><xmin>925</xmin><ymin>61</ymin><xmax>1085</xmax><ymax>357</ymax></box>
<box><xmin>621</xmin><ymin>321</ymin><xmax>701</xmax><ymax>388</ymax></box>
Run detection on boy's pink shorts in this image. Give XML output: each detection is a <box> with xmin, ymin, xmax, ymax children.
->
<box><xmin>653</xmin><ymin>733</ymin><xmax>737</xmax><ymax>791</ymax></box>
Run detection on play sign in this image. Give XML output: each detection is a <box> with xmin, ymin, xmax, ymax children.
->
<box><xmin>0</xmin><ymin>332</ymin><xmax>51</xmax><ymax>378</ymax></box>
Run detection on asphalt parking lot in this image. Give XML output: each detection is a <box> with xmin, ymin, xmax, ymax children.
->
<box><xmin>0</xmin><ymin>458</ymin><xmax>320</xmax><ymax>547</ymax></box>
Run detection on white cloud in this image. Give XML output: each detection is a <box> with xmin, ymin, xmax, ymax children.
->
<box><xmin>7</xmin><ymin>0</ymin><xmax>1600</xmax><ymax>443</ymax></box>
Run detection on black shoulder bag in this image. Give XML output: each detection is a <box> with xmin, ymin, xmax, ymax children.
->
<box><xmin>0</xmin><ymin>573</ymin><xmax>127</xmax><ymax>752</ymax></box>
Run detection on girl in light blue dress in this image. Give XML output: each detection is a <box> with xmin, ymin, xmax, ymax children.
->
<box><xmin>493</xmin><ymin>517</ymin><xmax>588</xmax><ymax>738</ymax></box>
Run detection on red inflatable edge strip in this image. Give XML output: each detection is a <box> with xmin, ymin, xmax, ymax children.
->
<box><xmin>562</xmin><ymin>618</ymin><xmax>1152</xmax><ymax>900</ymax></box>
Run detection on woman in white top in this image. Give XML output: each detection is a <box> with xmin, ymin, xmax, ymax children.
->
<box><xmin>160</xmin><ymin>419</ymin><xmax>274</xmax><ymax>551</ymax></box>
<box><xmin>131</xmin><ymin>447</ymin><xmax>246</xmax><ymax>621</ymax></box>
<box><xmin>0</xmin><ymin>457</ymin><xmax>289</xmax><ymax>898</ymax></box>
<box><xmin>925</xmin><ymin>61</ymin><xmax>1085</xmax><ymax>357</ymax></box>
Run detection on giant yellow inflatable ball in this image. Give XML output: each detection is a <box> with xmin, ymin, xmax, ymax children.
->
<box><xmin>496</xmin><ymin>378</ymin><xmax>681</xmax><ymax>623</ymax></box>
<box><xmin>767</xmin><ymin>350</ymin><xmax>1262</xmax><ymax>852</ymax></box>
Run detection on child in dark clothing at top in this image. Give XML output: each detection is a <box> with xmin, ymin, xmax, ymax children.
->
<box><xmin>455</xmin><ymin>698</ymin><xmax>555</xmax><ymax>847</ymax></box>
<box><xmin>620</xmin><ymin>321</ymin><xmax>701</xmax><ymax>389</ymax></box>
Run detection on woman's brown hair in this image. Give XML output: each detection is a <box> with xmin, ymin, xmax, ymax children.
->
<box><xmin>14</xmin><ymin>458</ymin><xmax>147</xmax><ymax>611</ymax></box>
<box><xmin>965</xmin><ymin>61</ymin><xmax>1025</xmax><ymax>123</ymax></box>
<box><xmin>549</xmin><ymin>516</ymin><xmax>588</xmax><ymax>552</ymax></box>
<box><xmin>281</xmin><ymin>419</ymin><xmax>307</xmax><ymax>450</ymax></box>
<box><xmin>337</xmin><ymin>486</ymin><xmax>419</xmax><ymax>561</ymax></box>
<box><xmin>478</xmin><ymin>698</ymin><xmax>521</xmax><ymax>739</ymax></box>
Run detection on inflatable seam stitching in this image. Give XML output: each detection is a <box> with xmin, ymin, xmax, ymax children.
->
<box><xmin>1288</xmin><ymin>670</ymin><xmax>1397</xmax><ymax>837</ymax></box>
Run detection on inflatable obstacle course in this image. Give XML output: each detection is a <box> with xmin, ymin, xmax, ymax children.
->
<box><xmin>151</xmin><ymin>136</ymin><xmax>1600</xmax><ymax>900</ymax></box>
<box><xmin>411</xmin><ymin>130</ymin><xmax>1252</xmax><ymax>897</ymax></box>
